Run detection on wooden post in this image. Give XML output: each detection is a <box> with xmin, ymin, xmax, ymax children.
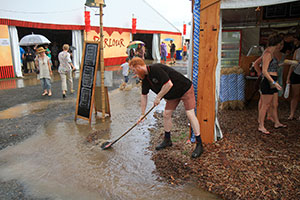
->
<box><xmin>196</xmin><ymin>0</ymin><xmax>220</xmax><ymax>143</ymax></box>
<box><xmin>99</xmin><ymin>2</ymin><xmax>105</xmax><ymax>120</ymax></box>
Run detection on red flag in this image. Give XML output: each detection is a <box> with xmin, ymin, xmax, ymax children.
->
<box><xmin>132</xmin><ymin>18</ymin><xmax>137</xmax><ymax>34</ymax></box>
<box><xmin>183</xmin><ymin>24</ymin><xmax>186</xmax><ymax>35</ymax></box>
<box><xmin>85</xmin><ymin>11</ymin><xmax>91</xmax><ymax>32</ymax></box>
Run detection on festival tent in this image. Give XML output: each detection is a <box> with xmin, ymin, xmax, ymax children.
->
<box><xmin>0</xmin><ymin>0</ymin><xmax>181</xmax><ymax>78</ymax></box>
<box><xmin>189</xmin><ymin>0</ymin><xmax>299</xmax><ymax>143</ymax></box>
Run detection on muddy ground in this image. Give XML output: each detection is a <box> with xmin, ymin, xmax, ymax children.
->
<box><xmin>1</xmin><ymin>67</ymin><xmax>299</xmax><ymax>199</ymax></box>
<box><xmin>0</xmin><ymin>71</ymin><xmax>124</xmax><ymax>200</ymax></box>
<box><xmin>148</xmin><ymin>100</ymin><xmax>300</xmax><ymax>200</ymax></box>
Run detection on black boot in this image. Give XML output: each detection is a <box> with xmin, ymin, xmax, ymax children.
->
<box><xmin>155</xmin><ymin>137</ymin><xmax>172</xmax><ymax>150</ymax></box>
<box><xmin>191</xmin><ymin>143</ymin><xmax>203</xmax><ymax>158</ymax></box>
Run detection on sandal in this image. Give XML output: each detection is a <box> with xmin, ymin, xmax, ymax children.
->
<box><xmin>42</xmin><ymin>92</ymin><xmax>48</xmax><ymax>96</ymax></box>
<box><xmin>258</xmin><ymin>128</ymin><xmax>270</xmax><ymax>134</ymax></box>
<box><xmin>274</xmin><ymin>124</ymin><xmax>287</xmax><ymax>129</ymax></box>
<box><xmin>288</xmin><ymin>116</ymin><xmax>295</xmax><ymax>120</ymax></box>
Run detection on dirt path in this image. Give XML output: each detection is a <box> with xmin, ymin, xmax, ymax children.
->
<box><xmin>149</xmin><ymin>100</ymin><xmax>300</xmax><ymax>199</ymax></box>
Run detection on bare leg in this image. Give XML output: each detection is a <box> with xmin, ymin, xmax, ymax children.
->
<box><xmin>289</xmin><ymin>84</ymin><xmax>300</xmax><ymax>119</ymax></box>
<box><xmin>258</xmin><ymin>95</ymin><xmax>262</xmax><ymax>123</ymax></box>
<box><xmin>155</xmin><ymin>109</ymin><xmax>174</xmax><ymax>150</ymax></box>
<box><xmin>258</xmin><ymin>94</ymin><xmax>273</xmax><ymax>133</ymax></box>
<box><xmin>163</xmin><ymin>109</ymin><xmax>174</xmax><ymax>132</ymax></box>
<box><xmin>185</xmin><ymin>109</ymin><xmax>200</xmax><ymax>136</ymax></box>
<box><xmin>271</xmin><ymin>93</ymin><xmax>285</xmax><ymax>127</ymax></box>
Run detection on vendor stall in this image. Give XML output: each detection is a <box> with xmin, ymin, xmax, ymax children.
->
<box><xmin>220</xmin><ymin>0</ymin><xmax>300</xmax><ymax>103</ymax></box>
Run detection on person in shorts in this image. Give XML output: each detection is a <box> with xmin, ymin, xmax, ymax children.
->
<box><xmin>286</xmin><ymin>44</ymin><xmax>300</xmax><ymax>120</ymax></box>
<box><xmin>168</xmin><ymin>40</ymin><xmax>176</xmax><ymax>64</ymax></box>
<box><xmin>258</xmin><ymin>33</ymin><xmax>286</xmax><ymax>134</ymax></box>
<box><xmin>129</xmin><ymin>57</ymin><xmax>203</xmax><ymax>158</ymax></box>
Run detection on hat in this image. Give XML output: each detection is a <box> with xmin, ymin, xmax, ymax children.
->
<box><xmin>36</xmin><ymin>47</ymin><xmax>46</xmax><ymax>54</ymax></box>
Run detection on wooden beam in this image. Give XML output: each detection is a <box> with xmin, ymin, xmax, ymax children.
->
<box><xmin>196</xmin><ymin>0</ymin><xmax>220</xmax><ymax>143</ymax></box>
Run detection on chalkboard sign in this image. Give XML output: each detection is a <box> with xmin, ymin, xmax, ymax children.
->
<box><xmin>75</xmin><ymin>41</ymin><xmax>100</xmax><ymax>122</ymax></box>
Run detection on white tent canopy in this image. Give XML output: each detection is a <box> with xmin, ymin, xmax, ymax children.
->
<box><xmin>1</xmin><ymin>0</ymin><xmax>180</xmax><ymax>33</ymax></box>
<box><xmin>221</xmin><ymin>0</ymin><xmax>299</xmax><ymax>9</ymax></box>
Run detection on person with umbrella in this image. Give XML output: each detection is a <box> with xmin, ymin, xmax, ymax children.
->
<box><xmin>135</xmin><ymin>43</ymin><xmax>145</xmax><ymax>59</ymax></box>
<box><xmin>25</xmin><ymin>47</ymin><xmax>36</xmax><ymax>73</ymax></box>
<box><xmin>35</xmin><ymin>47</ymin><xmax>53</xmax><ymax>96</ymax></box>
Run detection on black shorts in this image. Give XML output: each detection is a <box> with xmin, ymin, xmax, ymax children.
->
<box><xmin>183</xmin><ymin>51</ymin><xmax>187</xmax><ymax>56</ymax></box>
<box><xmin>260</xmin><ymin>76</ymin><xmax>278</xmax><ymax>95</ymax></box>
<box><xmin>290</xmin><ymin>71</ymin><xmax>300</xmax><ymax>84</ymax></box>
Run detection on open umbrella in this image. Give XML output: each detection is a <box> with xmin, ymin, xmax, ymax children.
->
<box><xmin>19</xmin><ymin>33</ymin><xmax>51</xmax><ymax>46</ymax></box>
<box><xmin>127</xmin><ymin>40</ymin><xmax>144</xmax><ymax>49</ymax></box>
<box><xmin>164</xmin><ymin>38</ymin><xmax>174</xmax><ymax>41</ymax></box>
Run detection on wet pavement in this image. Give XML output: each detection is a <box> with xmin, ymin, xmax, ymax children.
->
<box><xmin>0</xmin><ymin>60</ymin><xmax>219</xmax><ymax>200</ymax></box>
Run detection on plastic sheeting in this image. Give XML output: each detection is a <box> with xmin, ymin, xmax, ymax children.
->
<box><xmin>72</xmin><ymin>30</ymin><xmax>83</xmax><ymax>70</ymax></box>
<box><xmin>8</xmin><ymin>26</ymin><xmax>23</xmax><ymax>78</ymax></box>
<box><xmin>152</xmin><ymin>34</ymin><xmax>161</xmax><ymax>61</ymax></box>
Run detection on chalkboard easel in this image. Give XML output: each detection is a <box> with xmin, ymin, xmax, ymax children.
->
<box><xmin>75</xmin><ymin>41</ymin><xmax>100</xmax><ymax>123</ymax></box>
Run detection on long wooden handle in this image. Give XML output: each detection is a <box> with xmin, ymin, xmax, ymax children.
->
<box><xmin>110</xmin><ymin>105</ymin><xmax>156</xmax><ymax>146</ymax></box>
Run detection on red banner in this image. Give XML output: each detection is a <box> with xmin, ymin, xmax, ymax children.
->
<box><xmin>132</xmin><ymin>18</ymin><xmax>137</xmax><ymax>34</ymax></box>
<box><xmin>85</xmin><ymin>11</ymin><xmax>91</xmax><ymax>32</ymax></box>
<box><xmin>183</xmin><ymin>24</ymin><xmax>186</xmax><ymax>35</ymax></box>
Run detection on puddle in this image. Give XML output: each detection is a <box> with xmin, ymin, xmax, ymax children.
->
<box><xmin>0</xmin><ymin>87</ymin><xmax>219</xmax><ymax>199</ymax></box>
<box><xmin>0</xmin><ymin>99</ymin><xmax>73</xmax><ymax>119</ymax></box>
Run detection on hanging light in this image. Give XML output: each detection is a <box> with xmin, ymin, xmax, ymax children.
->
<box><xmin>85</xmin><ymin>0</ymin><xmax>105</xmax><ymax>7</ymax></box>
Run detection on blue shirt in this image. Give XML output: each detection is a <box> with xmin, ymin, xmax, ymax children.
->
<box><xmin>20</xmin><ymin>47</ymin><xmax>25</xmax><ymax>64</ymax></box>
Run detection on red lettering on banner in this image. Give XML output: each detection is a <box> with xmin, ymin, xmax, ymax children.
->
<box><xmin>93</xmin><ymin>36</ymin><xmax>126</xmax><ymax>48</ymax></box>
<box><xmin>93</xmin><ymin>36</ymin><xmax>100</xmax><ymax>41</ymax></box>
<box><xmin>103</xmin><ymin>38</ymin><xmax>126</xmax><ymax>48</ymax></box>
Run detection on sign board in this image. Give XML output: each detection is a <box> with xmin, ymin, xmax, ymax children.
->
<box><xmin>75</xmin><ymin>41</ymin><xmax>100</xmax><ymax>123</ymax></box>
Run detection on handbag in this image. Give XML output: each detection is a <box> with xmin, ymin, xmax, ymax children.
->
<box><xmin>284</xmin><ymin>83</ymin><xmax>290</xmax><ymax>99</ymax></box>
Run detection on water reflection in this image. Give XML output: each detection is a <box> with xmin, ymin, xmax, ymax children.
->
<box><xmin>0</xmin><ymin>72</ymin><xmax>78</xmax><ymax>90</ymax></box>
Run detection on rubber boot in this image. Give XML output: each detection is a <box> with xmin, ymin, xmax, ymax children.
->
<box><xmin>155</xmin><ymin>137</ymin><xmax>172</xmax><ymax>150</ymax></box>
<box><xmin>191</xmin><ymin>143</ymin><xmax>203</xmax><ymax>158</ymax></box>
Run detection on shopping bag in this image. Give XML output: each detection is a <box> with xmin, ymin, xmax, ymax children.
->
<box><xmin>284</xmin><ymin>83</ymin><xmax>290</xmax><ymax>99</ymax></box>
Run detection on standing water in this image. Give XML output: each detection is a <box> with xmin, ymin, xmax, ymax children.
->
<box><xmin>0</xmin><ymin>87</ymin><xmax>219</xmax><ymax>199</ymax></box>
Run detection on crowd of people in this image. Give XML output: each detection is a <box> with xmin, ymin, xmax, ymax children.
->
<box><xmin>254</xmin><ymin>33</ymin><xmax>300</xmax><ymax>134</ymax></box>
<box><xmin>19</xmin><ymin>43</ymin><xmax>75</xmax><ymax>99</ymax></box>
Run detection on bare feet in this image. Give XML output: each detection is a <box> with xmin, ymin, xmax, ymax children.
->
<box><xmin>288</xmin><ymin>116</ymin><xmax>295</xmax><ymax>120</ymax></box>
<box><xmin>258</xmin><ymin>127</ymin><xmax>270</xmax><ymax>134</ymax></box>
<box><xmin>42</xmin><ymin>91</ymin><xmax>48</xmax><ymax>96</ymax></box>
<box><xmin>48</xmin><ymin>91</ymin><xmax>52</xmax><ymax>96</ymax></box>
<box><xmin>274</xmin><ymin>123</ymin><xmax>287</xmax><ymax>129</ymax></box>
